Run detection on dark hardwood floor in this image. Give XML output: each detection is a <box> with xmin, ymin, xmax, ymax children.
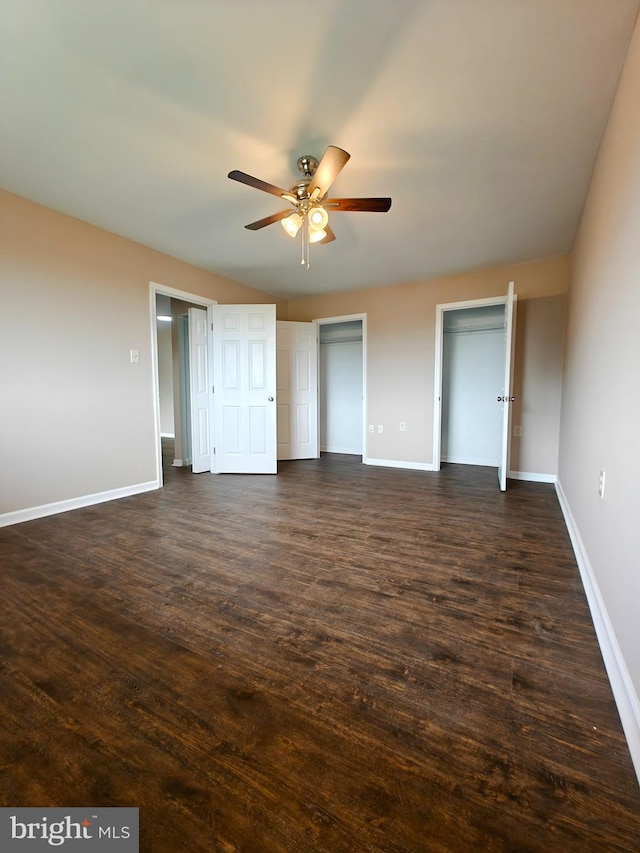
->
<box><xmin>1</xmin><ymin>443</ymin><xmax>639</xmax><ymax>852</ymax></box>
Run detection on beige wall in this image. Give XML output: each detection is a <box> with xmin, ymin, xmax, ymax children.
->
<box><xmin>0</xmin><ymin>190</ymin><xmax>281</xmax><ymax>515</ymax></box>
<box><xmin>289</xmin><ymin>257</ymin><xmax>569</xmax><ymax>470</ymax></box>
<box><xmin>510</xmin><ymin>295</ymin><xmax>566</xmax><ymax>475</ymax></box>
<box><xmin>559</xmin><ymin>18</ymin><xmax>640</xmax><ymax>717</ymax></box>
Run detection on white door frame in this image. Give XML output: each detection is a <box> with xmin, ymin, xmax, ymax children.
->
<box><xmin>432</xmin><ymin>290</ymin><xmax>511</xmax><ymax>473</ymax></box>
<box><xmin>149</xmin><ymin>282</ymin><xmax>216</xmax><ymax>486</ymax></box>
<box><xmin>314</xmin><ymin>313</ymin><xmax>367</xmax><ymax>460</ymax></box>
<box><xmin>188</xmin><ymin>307</ymin><xmax>213</xmax><ymax>474</ymax></box>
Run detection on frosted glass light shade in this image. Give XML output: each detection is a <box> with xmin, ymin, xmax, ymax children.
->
<box><xmin>309</xmin><ymin>228</ymin><xmax>327</xmax><ymax>243</ymax></box>
<box><xmin>282</xmin><ymin>212</ymin><xmax>303</xmax><ymax>237</ymax></box>
<box><xmin>308</xmin><ymin>206</ymin><xmax>329</xmax><ymax>230</ymax></box>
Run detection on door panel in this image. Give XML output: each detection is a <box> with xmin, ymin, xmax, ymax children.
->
<box><xmin>222</xmin><ymin>341</ymin><xmax>240</xmax><ymax>388</ymax></box>
<box><xmin>213</xmin><ymin>305</ymin><xmax>277</xmax><ymax>473</ymax></box>
<box><xmin>276</xmin><ymin>321</ymin><xmax>319</xmax><ymax>460</ymax></box>
<box><xmin>498</xmin><ymin>282</ymin><xmax>517</xmax><ymax>491</ymax></box>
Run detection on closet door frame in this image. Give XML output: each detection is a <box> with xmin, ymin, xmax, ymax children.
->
<box><xmin>433</xmin><ymin>286</ymin><xmax>514</xmax><ymax>474</ymax></box>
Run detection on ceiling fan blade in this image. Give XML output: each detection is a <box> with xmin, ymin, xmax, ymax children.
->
<box><xmin>324</xmin><ymin>197</ymin><xmax>392</xmax><ymax>212</ymax></box>
<box><xmin>307</xmin><ymin>146</ymin><xmax>351</xmax><ymax>198</ymax></box>
<box><xmin>245</xmin><ymin>209</ymin><xmax>292</xmax><ymax>231</ymax></box>
<box><xmin>228</xmin><ymin>170</ymin><xmax>297</xmax><ymax>203</ymax></box>
<box><xmin>319</xmin><ymin>224</ymin><xmax>336</xmax><ymax>244</ymax></box>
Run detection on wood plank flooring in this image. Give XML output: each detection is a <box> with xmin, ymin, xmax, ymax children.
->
<box><xmin>0</xmin><ymin>445</ymin><xmax>639</xmax><ymax>852</ymax></box>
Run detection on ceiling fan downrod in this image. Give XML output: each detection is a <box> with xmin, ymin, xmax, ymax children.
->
<box><xmin>297</xmin><ymin>155</ymin><xmax>319</xmax><ymax>180</ymax></box>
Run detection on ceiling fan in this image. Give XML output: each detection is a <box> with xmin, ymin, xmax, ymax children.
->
<box><xmin>228</xmin><ymin>146</ymin><xmax>391</xmax><ymax>265</ymax></box>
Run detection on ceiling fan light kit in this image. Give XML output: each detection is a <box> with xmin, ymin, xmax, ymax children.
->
<box><xmin>281</xmin><ymin>212</ymin><xmax>303</xmax><ymax>237</ymax></box>
<box><xmin>308</xmin><ymin>205</ymin><xmax>329</xmax><ymax>230</ymax></box>
<box><xmin>228</xmin><ymin>146</ymin><xmax>392</xmax><ymax>268</ymax></box>
<box><xmin>309</xmin><ymin>227</ymin><xmax>327</xmax><ymax>243</ymax></box>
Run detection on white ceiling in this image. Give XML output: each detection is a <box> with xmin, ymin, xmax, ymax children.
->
<box><xmin>2</xmin><ymin>0</ymin><xmax>638</xmax><ymax>298</ymax></box>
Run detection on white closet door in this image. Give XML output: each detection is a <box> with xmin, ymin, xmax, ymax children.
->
<box><xmin>498</xmin><ymin>282</ymin><xmax>517</xmax><ymax>491</ymax></box>
<box><xmin>276</xmin><ymin>321</ymin><xmax>318</xmax><ymax>460</ymax></box>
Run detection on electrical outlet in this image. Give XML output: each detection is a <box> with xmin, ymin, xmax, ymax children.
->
<box><xmin>400</xmin><ymin>422</ymin><xmax>406</xmax><ymax>432</ymax></box>
<box><xmin>368</xmin><ymin>424</ymin><xmax>374</xmax><ymax>433</ymax></box>
<box><xmin>377</xmin><ymin>425</ymin><xmax>383</xmax><ymax>434</ymax></box>
<box><xmin>598</xmin><ymin>470</ymin><xmax>606</xmax><ymax>499</ymax></box>
<box><xmin>514</xmin><ymin>425</ymin><xmax>522</xmax><ymax>437</ymax></box>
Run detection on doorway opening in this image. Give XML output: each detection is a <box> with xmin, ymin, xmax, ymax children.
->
<box><xmin>441</xmin><ymin>304</ymin><xmax>506</xmax><ymax>466</ymax></box>
<box><xmin>433</xmin><ymin>284</ymin><xmax>516</xmax><ymax>490</ymax></box>
<box><xmin>315</xmin><ymin>314</ymin><xmax>367</xmax><ymax>459</ymax></box>
<box><xmin>150</xmin><ymin>283</ymin><xmax>216</xmax><ymax>486</ymax></box>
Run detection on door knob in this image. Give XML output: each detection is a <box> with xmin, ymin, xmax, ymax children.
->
<box><xmin>268</xmin><ymin>396</ymin><xmax>274</xmax><ymax>402</ymax></box>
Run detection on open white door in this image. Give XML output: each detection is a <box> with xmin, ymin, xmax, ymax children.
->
<box><xmin>276</xmin><ymin>321</ymin><xmax>319</xmax><ymax>460</ymax></box>
<box><xmin>213</xmin><ymin>304</ymin><xmax>277</xmax><ymax>474</ymax></box>
<box><xmin>498</xmin><ymin>282</ymin><xmax>517</xmax><ymax>491</ymax></box>
<box><xmin>188</xmin><ymin>307</ymin><xmax>213</xmax><ymax>473</ymax></box>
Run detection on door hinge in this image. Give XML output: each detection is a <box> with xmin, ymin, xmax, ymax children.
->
<box><xmin>213</xmin><ymin>447</ymin><xmax>216</xmax><ymax>454</ymax></box>
<box><xmin>212</xmin><ymin>385</ymin><xmax>215</xmax><ymax>394</ymax></box>
<box><xmin>211</xmin><ymin>322</ymin><xmax>214</xmax><ymax>331</ymax></box>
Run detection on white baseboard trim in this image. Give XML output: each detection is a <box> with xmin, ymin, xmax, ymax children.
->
<box><xmin>555</xmin><ymin>479</ymin><xmax>640</xmax><ymax>785</ymax></box>
<box><xmin>0</xmin><ymin>480</ymin><xmax>160</xmax><ymax>529</ymax></box>
<box><xmin>442</xmin><ymin>454</ymin><xmax>499</xmax><ymax>466</ymax></box>
<box><xmin>509</xmin><ymin>470</ymin><xmax>557</xmax><ymax>483</ymax></box>
<box><xmin>172</xmin><ymin>459</ymin><xmax>188</xmax><ymax>467</ymax></box>
<box><xmin>363</xmin><ymin>457</ymin><xmax>435</xmax><ymax>472</ymax></box>
<box><xmin>160</xmin><ymin>432</ymin><xmax>175</xmax><ymax>439</ymax></box>
<box><xmin>321</xmin><ymin>446</ymin><xmax>362</xmax><ymax>455</ymax></box>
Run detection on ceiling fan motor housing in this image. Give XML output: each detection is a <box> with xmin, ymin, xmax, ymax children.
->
<box><xmin>292</xmin><ymin>180</ymin><xmax>312</xmax><ymax>201</ymax></box>
<box><xmin>293</xmin><ymin>156</ymin><xmax>320</xmax><ymax>202</ymax></box>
